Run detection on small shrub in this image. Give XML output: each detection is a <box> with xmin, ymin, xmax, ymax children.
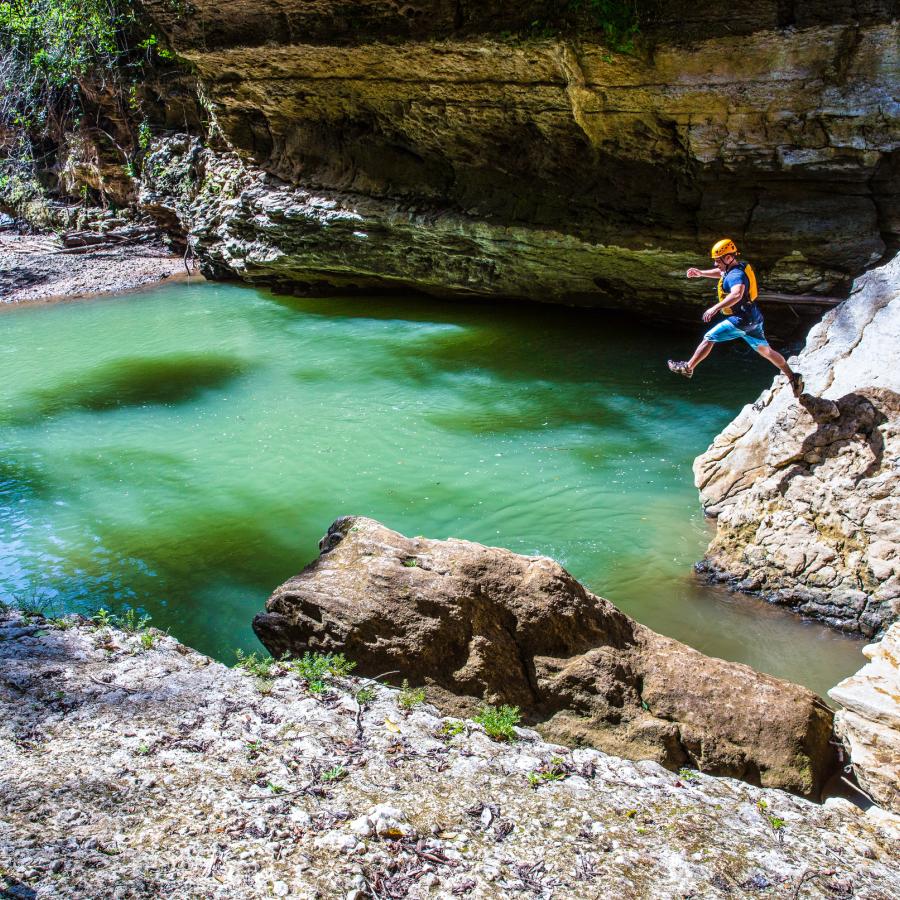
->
<box><xmin>255</xmin><ymin>678</ymin><xmax>274</xmax><ymax>695</ymax></box>
<box><xmin>234</xmin><ymin>649</ymin><xmax>275</xmax><ymax>678</ymax></box>
<box><xmin>397</xmin><ymin>679</ymin><xmax>426</xmax><ymax>710</ymax></box>
<box><xmin>91</xmin><ymin>608</ymin><xmax>117</xmax><ymax>628</ymax></box>
<box><xmin>678</xmin><ymin>767</ymin><xmax>700</xmax><ymax>783</ymax></box>
<box><xmin>474</xmin><ymin>704</ymin><xmax>521</xmax><ymax>741</ymax></box>
<box><xmin>402</xmin><ymin>557</ymin><xmax>419</xmax><ymax>568</ymax></box>
<box><xmin>139</xmin><ymin>631</ymin><xmax>156</xmax><ymax>650</ymax></box>
<box><xmin>321</xmin><ymin>765</ymin><xmax>347</xmax><ymax>783</ymax></box>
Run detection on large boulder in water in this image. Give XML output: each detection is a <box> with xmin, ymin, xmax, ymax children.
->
<box><xmin>253</xmin><ymin>516</ymin><xmax>837</xmax><ymax>796</ymax></box>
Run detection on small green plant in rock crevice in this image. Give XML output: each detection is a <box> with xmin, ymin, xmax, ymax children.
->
<box><xmin>288</xmin><ymin>651</ymin><xmax>356</xmax><ymax>680</ymax></box>
<box><xmin>474</xmin><ymin>704</ymin><xmax>521</xmax><ymax>741</ymax></box>
<box><xmin>233</xmin><ymin>649</ymin><xmax>275</xmax><ymax>678</ymax></box>
<box><xmin>119</xmin><ymin>607</ymin><xmax>151</xmax><ymax>633</ymax></box>
<box><xmin>355</xmin><ymin>686</ymin><xmax>377</xmax><ymax>705</ymax></box>
<box><xmin>321</xmin><ymin>765</ymin><xmax>347</xmax><ymax>783</ymax></box>
<box><xmin>91</xmin><ymin>608</ymin><xmax>117</xmax><ymax>628</ymax></box>
<box><xmin>439</xmin><ymin>719</ymin><xmax>465</xmax><ymax>739</ymax></box>
<box><xmin>526</xmin><ymin>755</ymin><xmax>570</xmax><ymax>789</ymax></box>
<box><xmin>397</xmin><ymin>679</ymin><xmax>426</xmax><ymax>711</ymax></box>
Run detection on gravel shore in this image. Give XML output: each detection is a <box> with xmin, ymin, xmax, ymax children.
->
<box><xmin>1</xmin><ymin>610</ymin><xmax>898</xmax><ymax>899</ymax></box>
<box><xmin>0</xmin><ymin>229</ymin><xmax>191</xmax><ymax>305</ymax></box>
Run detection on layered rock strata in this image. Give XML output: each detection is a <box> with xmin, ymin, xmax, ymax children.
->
<box><xmin>253</xmin><ymin>516</ymin><xmax>836</xmax><ymax>796</ymax></box>
<box><xmin>129</xmin><ymin>0</ymin><xmax>899</xmax><ymax>314</ymax></box>
<box><xmin>3</xmin><ymin>610</ymin><xmax>899</xmax><ymax>899</ymax></box>
<box><xmin>829</xmin><ymin>623</ymin><xmax>900</xmax><ymax>813</ymax></box>
<box><xmin>694</xmin><ymin>254</ymin><xmax>900</xmax><ymax>635</ymax></box>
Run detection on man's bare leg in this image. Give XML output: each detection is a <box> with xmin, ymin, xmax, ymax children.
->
<box><xmin>686</xmin><ymin>339</ymin><xmax>714</xmax><ymax>372</ymax></box>
<box><xmin>755</xmin><ymin>344</ymin><xmax>794</xmax><ymax>378</ymax></box>
<box><xmin>756</xmin><ymin>344</ymin><xmax>804</xmax><ymax>395</ymax></box>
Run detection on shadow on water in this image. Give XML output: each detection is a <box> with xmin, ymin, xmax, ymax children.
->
<box><xmin>3</xmin><ymin>353</ymin><xmax>249</xmax><ymax>425</ymax></box>
<box><xmin>0</xmin><ymin>456</ymin><xmax>51</xmax><ymax>501</ymax></box>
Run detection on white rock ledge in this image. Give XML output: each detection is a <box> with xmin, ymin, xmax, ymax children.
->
<box><xmin>1</xmin><ymin>610</ymin><xmax>899</xmax><ymax>899</ymax></box>
<box><xmin>830</xmin><ymin>622</ymin><xmax>900</xmax><ymax>814</ymax></box>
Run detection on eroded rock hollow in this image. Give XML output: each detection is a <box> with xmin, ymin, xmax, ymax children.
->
<box><xmin>253</xmin><ymin>516</ymin><xmax>837</xmax><ymax>796</ymax></box>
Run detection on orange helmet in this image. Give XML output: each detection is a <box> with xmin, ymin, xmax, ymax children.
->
<box><xmin>711</xmin><ymin>238</ymin><xmax>738</xmax><ymax>259</ymax></box>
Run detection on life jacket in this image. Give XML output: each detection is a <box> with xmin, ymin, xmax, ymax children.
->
<box><xmin>717</xmin><ymin>260</ymin><xmax>758</xmax><ymax>315</ymax></box>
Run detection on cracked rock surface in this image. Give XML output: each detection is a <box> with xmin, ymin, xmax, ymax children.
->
<box><xmin>694</xmin><ymin>254</ymin><xmax>900</xmax><ymax>636</ymax></box>
<box><xmin>1</xmin><ymin>610</ymin><xmax>899</xmax><ymax>899</ymax></box>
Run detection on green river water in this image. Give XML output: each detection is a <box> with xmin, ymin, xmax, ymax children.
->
<box><xmin>0</xmin><ymin>280</ymin><xmax>865</xmax><ymax>697</ymax></box>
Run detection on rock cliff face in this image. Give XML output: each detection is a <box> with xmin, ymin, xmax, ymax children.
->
<box><xmin>694</xmin><ymin>254</ymin><xmax>900</xmax><ymax>636</ymax></box>
<box><xmin>830</xmin><ymin>622</ymin><xmax>900</xmax><ymax>813</ymax></box>
<box><xmin>129</xmin><ymin>0</ymin><xmax>898</xmax><ymax>315</ymax></box>
<box><xmin>253</xmin><ymin>516</ymin><xmax>837</xmax><ymax>796</ymax></box>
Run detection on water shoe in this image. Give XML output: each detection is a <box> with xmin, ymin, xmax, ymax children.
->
<box><xmin>667</xmin><ymin>360</ymin><xmax>693</xmax><ymax>379</ymax></box>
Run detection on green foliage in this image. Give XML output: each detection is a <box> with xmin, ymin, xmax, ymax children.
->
<box><xmin>91</xmin><ymin>607</ymin><xmax>117</xmax><ymax>628</ymax></box>
<box><xmin>355</xmin><ymin>686</ymin><xmax>376</xmax><ymax>705</ymax></box>
<box><xmin>473</xmin><ymin>704</ymin><xmax>521</xmax><ymax>741</ymax></box>
<box><xmin>678</xmin><ymin>767</ymin><xmax>700</xmax><ymax>783</ymax></box>
<box><xmin>526</xmin><ymin>755</ymin><xmax>569</xmax><ymax>788</ymax></box>
<box><xmin>288</xmin><ymin>651</ymin><xmax>356</xmax><ymax>682</ymax></box>
<box><xmin>397</xmin><ymin>679</ymin><xmax>426</xmax><ymax>710</ymax></box>
<box><xmin>440</xmin><ymin>719</ymin><xmax>465</xmax><ymax>738</ymax></box>
<box><xmin>119</xmin><ymin>607</ymin><xmax>151</xmax><ymax>633</ymax></box>
<box><xmin>401</xmin><ymin>557</ymin><xmax>419</xmax><ymax>568</ymax></box>
<box><xmin>139</xmin><ymin>631</ymin><xmax>156</xmax><ymax>650</ymax></box>
<box><xmin>321</xmin><ymin>765</ymin><xmax>347</xmax><ymax>783</ymax></box>
<box><xmin>569</xmin><ymin>0</ymin><xmax>639</xmax><ymax>52</ymax></box>
<box><xmin>233</xmin><ymin>649</ymin><xmax>275</xmax><ymax>678</ymax></box>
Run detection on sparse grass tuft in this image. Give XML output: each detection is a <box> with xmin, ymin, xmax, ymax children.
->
<box><xmin>474</xmin><ymin>704</ymin><xmax>521</xmax><ymax>741</ymax></box>
<box><xmin>321</xmin><ymin>765</ymin><xmax>347</xmax><ymax>783</ymax></box>
<box><xmin>119</xmin><ymin>607</ymin><xmax>152</xmax><ymax>633</ymax></box>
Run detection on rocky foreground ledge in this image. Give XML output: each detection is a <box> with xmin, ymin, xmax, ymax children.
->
<box><xmin>1</xmin><ymin>610</ymin><xmax>899</xmax><ymax>900</ymax></box>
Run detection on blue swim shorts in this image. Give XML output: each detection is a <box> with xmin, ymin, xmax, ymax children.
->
<box><xmin>704</xmin><ymin>318</ymin><xmax>769</xmax><ymax>350</ymax></box>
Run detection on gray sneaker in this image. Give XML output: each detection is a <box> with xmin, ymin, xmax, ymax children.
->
<box><xmin>668</xmin><ymin>360</ymin><xmax>693</xmax><ymax>379</ymax></box>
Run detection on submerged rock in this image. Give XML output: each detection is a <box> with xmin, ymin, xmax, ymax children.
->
<box><xmin>830</xmin><ymin>623</ymin><xmax>900</xmax><ymax>813</ymax></box>
<box><xmin>254</xmin><ymin>516</ymin><xmax>836</xmax><ymax>796</ymax></box>
<box><xmin>694</xmin><ymin>254</ymin><xmax>900</xmax><ymax>635</ymax></box>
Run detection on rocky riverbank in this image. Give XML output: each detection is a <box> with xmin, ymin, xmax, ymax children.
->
<box><xmin>0</xmin><ymin>224</ymin><xmax>190</xmax><ymax>305</ymax></box>
<box><xmin>2</xmin><ymin>608</ymin><xmax>899</xmax><ymax>899</ymax></box>
<box><xmin>694</xmin><ymin>254</ymin><xmax>899</xmax><ymax>636</ymax></box>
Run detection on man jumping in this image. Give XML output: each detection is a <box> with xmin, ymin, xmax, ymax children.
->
<box><xmin>667</xmin><ymin>239</ymin><xmax>804</xmax><ymax>397</ymax></box>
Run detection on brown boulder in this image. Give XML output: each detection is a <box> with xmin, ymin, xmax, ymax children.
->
<box><xmin>253</xmin><ymin>516</ymin><xmax>836</xmax><ymax>796</ymax></box>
